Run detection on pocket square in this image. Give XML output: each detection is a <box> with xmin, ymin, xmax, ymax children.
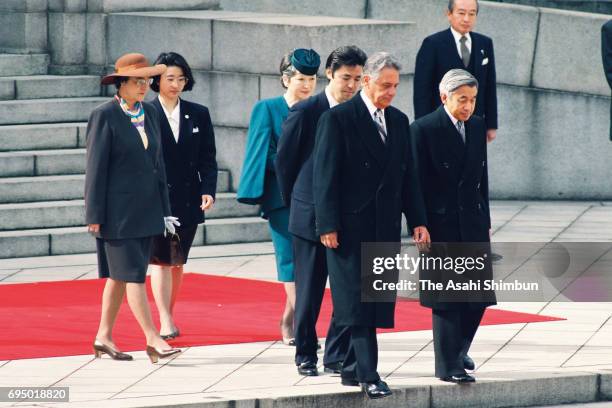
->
<box><xmin>193</xmin><ymin>127</ymin><xmax>199</xmax><ymax>133</ymax></box>
<box><xmin>482</xmin><ymin>58</ymin><xmax>489</xmax><ymax>66</ymax></box>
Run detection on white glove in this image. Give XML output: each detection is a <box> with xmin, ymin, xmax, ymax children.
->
<box><xmin>164</xmin><ymin>216</ymin><xmax>180</xmax><ymax>236</ymax></box>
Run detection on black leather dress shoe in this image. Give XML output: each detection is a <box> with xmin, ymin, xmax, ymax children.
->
<box><xmin>463</xmin><ymin>355</ymin><xmax>475</xmax><ymax>371</ymax></box>
<box><xmin>440</xmin><ymin>373</ymin><xmax>476</xmax><ymax>383</ymax></box>
<box><xmin>361</xmin><ymin>380</ymin><xmax>392</xmax><ymax>399</ymax></box>
<box><xmin>340</xmin><ymin>377</ymin><xmax>359</xmax><ymax>387</ymax></box>
<box><xmin>323</xmin><ymin>361</ymin><xmax>343</xmax><ymax>374</ymax></box>
<box><xmin>297</xmin><ymin>362</ymin><xmax>318</xmax><ymax>376</ymax></box>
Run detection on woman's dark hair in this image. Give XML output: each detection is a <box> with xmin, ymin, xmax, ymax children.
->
<box><xmin>325</xmin><ymin>46</ymin><xmax>368</xmax><ymax>77</ymax></box>
<box><xmin>279</xmin><ymin>50</ymin><xmax>296</xmax><ymax>89</ymax></box>
<box><xmin>113</xmin><ymin>76</ymin><xmax>129</xmax><ymax>91</ymax></box>
<box><xmin>150</xmin><ymin>52</ymin><xmax>195</xmax><ymax>92</ymax></box>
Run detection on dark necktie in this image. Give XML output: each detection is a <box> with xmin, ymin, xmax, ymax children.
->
<box><xmin>457</xmin><ymin>120</ymin><xmax>466</xmax><ymax>143</ymax></box>
<box><xmin>460</xmin><ymin>35</ymin><xmax>470</xmax><ymax>68</ymax></box>
<box><xmin>374</xmin><ymin>109</ymin><xmax>387</xmax><ymax>144</ymax></box>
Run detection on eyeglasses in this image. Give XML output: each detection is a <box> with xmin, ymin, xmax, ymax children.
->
<box><xmin>130</xmin><ymin>78</ymin><xmax>153</xmax><ymax>87</ymax></box>
<box><xmin>164</xmin><ymin>76</ymin><xmax>188</xmax><ymax>85</ymax></box>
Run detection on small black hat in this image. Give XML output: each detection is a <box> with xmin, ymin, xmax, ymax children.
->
<box><xmin>290</xmin><ymin>48</ymin><xmax>321</xmax><ymax>75</ymax></box>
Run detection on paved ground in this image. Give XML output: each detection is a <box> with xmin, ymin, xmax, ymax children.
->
<box><xmin>1</xmin><ymin>201</ymin><xmax>612</xmax><ymax>408</ymax></box>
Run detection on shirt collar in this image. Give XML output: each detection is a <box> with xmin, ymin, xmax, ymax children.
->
<box><xmin>360</xmin><ymin>89</ymin><xmax>382</xmax><ymax>117</ymax></box>
<box><xmin>158</xmin><ymin>96</ymin><xmax>181</xmax><ymax>122</ymax></box>
<box><xmin>444</xmin><ymin>105</ymin><xmax>460</xmax><ymax>126</ymax></box>
<box><xmin>450</xmin><ymin>26</ymin><xmax>471</xmax><ymax>46</ymax></box>
<box><xmin>325</xmin><ymin>86</ymin><xmax>339</xmax><ymax>108</ymax></box>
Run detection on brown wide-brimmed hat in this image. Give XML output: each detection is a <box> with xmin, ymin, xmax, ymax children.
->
<box><xmin>101</xmin><ymin>53</ymin><xmax>167</xmax><ymax>85</ymax></box>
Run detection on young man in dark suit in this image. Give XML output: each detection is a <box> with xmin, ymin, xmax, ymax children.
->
<box><xmin>276</xmin><ymin>46</ymin><xmax>367</xmax><ymax>377</ymax></box>
<box><xmin>411</xmin><ymin>69</ymin><xmax>496</xmax><ymax>384</ymax></box>
<box><xmin>414</xmin><ymin>0</ymin><xmax>498</xmax><ymax>143</ymax></box>
<box><xmin>602</xmin><ymin>20</ymin><xmax>612</xmax><ymax>140</ymax></box>
<box><xmin>313</xmin><ymin>52</ymin><xmax>429</xmax><ymax>399</ymax></box>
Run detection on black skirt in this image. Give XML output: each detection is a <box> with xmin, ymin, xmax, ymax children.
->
<box><xmin>149</xmin><ymin>224</ymin><xmax>198</xmax><ymax>266</ymax></box>
<box><xmin>96</xmin><ymin>237</ymin><xmax>153</xmax><ymax>283</ymax></box>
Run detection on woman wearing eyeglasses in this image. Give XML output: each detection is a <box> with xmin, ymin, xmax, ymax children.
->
<box><xmin>148</xmin><ymin>52</ymin><xmax>218</xmax><ymax>340</ymax></box>
<box><xmin>85</xmin><ymin>53</ymin><xmax>181</xmax><ymax>363</ymax></box>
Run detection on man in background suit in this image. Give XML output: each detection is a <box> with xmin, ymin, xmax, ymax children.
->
<box><xmin>414</xmin><ymin>0</ymin><xmax>498</xmax><ymax>143</ymax></box>
<box><xmin>313</xmin><ymin>52</ymin><xmax>429</xmax><ymax>398</ymax></box>
<box><xmin>602</xmin><ymin>20</ymin><xmax>612</xmax><ymax>140</ymax></box>
<box><xmin>276</xmin><ymin>46</ymin><xmax>367</xmax><ymax>377</ymax></box>
<box><xmin>411</xmin><ymin>69</ymin><xmax>496</xmax><ymax>384</ymax></box>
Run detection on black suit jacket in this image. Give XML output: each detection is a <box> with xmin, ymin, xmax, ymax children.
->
<box><xmin>276</xmin><ymin>91</ymin><xmax>329</xmax><ymax>242</ymax></box>
<box><xmin>151</xmin><ymin>98</ymin><xmax>218</xmax><ymax>226</ymax></box>
<box><xmin>411</xmin><ymin>106</ymin><xmax>495</xmax><ymax>309</ymax></box>
<box><xmin>84</xmin><ymin>99</ymin><xmax>171</xmax><ymax>239</ymax></box>
<box><xmin>602</xmin><ymin>20</ymin><xmax>612</xmax><ymax>140</ymax></box>
<box><xmin>313</xmin><ymin>94</ymin><xmax>426</xmax><ymax>328</ymax></box>
<box><xmin>414</xmin><ymin>28</ymin><xmax>498</xmax><ymax>130</ymax></box>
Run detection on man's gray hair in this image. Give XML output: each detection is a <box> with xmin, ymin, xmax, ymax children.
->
<box><xmin>439</xmin><ymin>69</ymin><xmax>478</xmax><ymax>97</ymax></box>
<box><xmin>363</xmin><ymin>52</ymin><xmax>401</xmax><ymax>80</ymax></box>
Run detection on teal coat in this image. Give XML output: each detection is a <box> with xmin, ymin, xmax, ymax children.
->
<box><xmin>237</xmin><ymin>96</ymin><xmax>289</xmax><ymax>218</ymax></box>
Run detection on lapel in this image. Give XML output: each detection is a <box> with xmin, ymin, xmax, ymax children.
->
<box><xmin>436</xmin><ymin>106</ymin><xmax>466</xmax><ymax>163</ymax></box>
<box><xmin>315</xmin><ymin>91</ymin><xmax>330</xmax><ymax>115</ymax></box>
<box><xmin>352</xmin><ymin>94</ymin><xmax>386</xmax><ymax>169</ymax></box>
<box><xmin>469</xmin><ymin>32</ymin><xmax>483</xmax><ymax>78</ymax></box>
<box><xmin>178</xmin><ymin>99</ymin><xmax>193</xmax><ymax>148</ymax></box>
<box><xmin>459</xmin><ymin>117</ymin><xmax>480</xmax><ymax>181</ymax></box>
<box><xmin>112</xmin><ymin>99</ymin><xmax>152</xmax><ymax>160</ymax></box>
<box><xmin>445</xmin><ymin>28</ymin><xmax>465</xmax><ymax>67</ymax></box>
<box><xmin>152</xmin><ymin>97</ymin><xmax>179</xmax><ymax>153</ymax></box>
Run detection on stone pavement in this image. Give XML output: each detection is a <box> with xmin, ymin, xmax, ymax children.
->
<box><xmin>2</xmin><ymin>201</ymin><xmax>612</xmax><ymax>408</ymax></box>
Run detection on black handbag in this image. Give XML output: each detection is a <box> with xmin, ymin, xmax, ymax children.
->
<box><xmin>150</xmin><ymin>232</ymin><xmax>185</xmax><ymax>266</ymax></box>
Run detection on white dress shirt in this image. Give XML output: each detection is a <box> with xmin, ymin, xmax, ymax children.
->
<box><xmin>360</xmin><ymin>90</ymin><xmax>387</xmax><ymax>135</ymax></box>
<box><xmin>325</xmin><ymin>86</ymin><xmax>340</xmax><ymax>108</ymax></box>
<box><xmin>159</xmin><ymin>96</ymin><xmax>181</xmax><ymax>143</ymax></box>
<box><xmin>450</xmin><ymin>26</ymin><xmax>472</xmax><ymax>59</ymax></box>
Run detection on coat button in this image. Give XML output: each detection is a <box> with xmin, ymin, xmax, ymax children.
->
<box><xmin>186</xmin><ymin>182</ymin><xmax>190</xmax><ymax>187</ymax></box>
<box><xmin>364</xmin><ymin>161</ymin><xmax>370</xmax><ymax>168</ymax></box>
<box><xmin>168</xmin><ymin>183</ymin><xmax>172</xmax><ymax>188</ymax></box>
<box><xmin>459</xmin><ymin>205</ymin><xmax>464</xmax><ymax>211</ymax></box>
<box><xmin>186</xmin><ymin>202</ymin><xmax>191</xmax><ymax>207</ymax></box>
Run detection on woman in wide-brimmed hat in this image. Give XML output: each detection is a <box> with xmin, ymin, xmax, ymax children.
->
<box><xmin>85</xmin><ymin>53</ymin><xmax>181</xmax><ymax>363</ymax></box>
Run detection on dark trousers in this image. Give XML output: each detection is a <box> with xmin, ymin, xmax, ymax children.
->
<box><xmin>293</xmin><ymin>235</ymin><xmax>349</xmax><ymax>365</ymax></box>
<box><xmin>432</xmin><ymin>306</ymin><xmax>485</xmax><ymax>378</ymax></box>
<box><xmin>341</xmin><ymin>326</ymin><xmax>380</xmax><ymax>383</ymax></box>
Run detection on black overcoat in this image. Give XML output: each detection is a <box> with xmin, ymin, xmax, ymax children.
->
<box><xmin>313</xmin><ymin>94</ymin><xmax>426</xmax><ymax>328</ymax></box>
<box><xmin>276</xmin><ymin>91</ymin><xmax>329</xmax><ymax>242</ymax></box>
<box><xmin>411</xmin><ymin>106</ymin><xmax>496</xmax><ymax>309</ymax></box>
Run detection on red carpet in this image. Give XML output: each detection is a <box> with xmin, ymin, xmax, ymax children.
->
<box><xmin>0</xmin><ymin>273</ymin><xmax>561</xmax><ymax>360</ymax></box>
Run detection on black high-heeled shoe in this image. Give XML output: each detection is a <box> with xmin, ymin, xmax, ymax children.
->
<box><xmin>93</xmin><ymin>340</ymin><xmax>133</xmax><ymax>361</ymax></box>
<box><xmin>145</xmin><ymin>345</ymin><xmax>181</xmax><ymax>364</ymax></box>
<box><xmin>160</xmin><ymin>327</ymin><xmax>180</xmax><ymax>340</ymax></box>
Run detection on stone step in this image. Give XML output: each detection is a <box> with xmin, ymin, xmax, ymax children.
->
<box><xmin>0</xmin><ymin>216</ymin><xmax>269</xmax><ymax>258</ymax></box>
<box><xmin>0</xmin><ymin>148</ymin><xmax>86</xmax><ymax>177</ymax></box>
<box><xmin>0</xmin><ymin>97</ymin><xmax>108</xmax><ymax>125</ymax></box>
<box><xmin>0</xmin><ymin>171</ymin><xmax>231</xmax><ymax>203</ymax></box>
<box><xmin>0</xmin><ymin>75</ymin><xmax>102</xmax><ymax>100</ymax></box>
<box><xmin>0</xmin><ymin>54</ymin><xmax>48</xmax><ymax>76</ymax></box>
<box><xmin>0</xmin><ymin>123</ymin><xmax>86</xmax><ymax>152</ymax></box>
<box><xmin>0</xmin><ymin>193</ymin><xmax>256</xmax><ymax>231</ymax></box>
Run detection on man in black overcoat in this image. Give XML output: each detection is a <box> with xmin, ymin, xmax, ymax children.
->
<box><xmin>411</xmin><ymin>69</ymin><xmax>496</xmax><ymax>384</ymax></box>
<box><xmin>276</xmin><ymin>46</ymin><xmax>367</xmax><ymax>377</ymax></box>
<box><xmin>414</xmin><ymin>0</ymin><xmax>498</xmax><ymax>143</ymax></box>
<box><xmin>313</xmin><ymin>52</ymin><xmax>429</xmax><ymax>399</ymax></box>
